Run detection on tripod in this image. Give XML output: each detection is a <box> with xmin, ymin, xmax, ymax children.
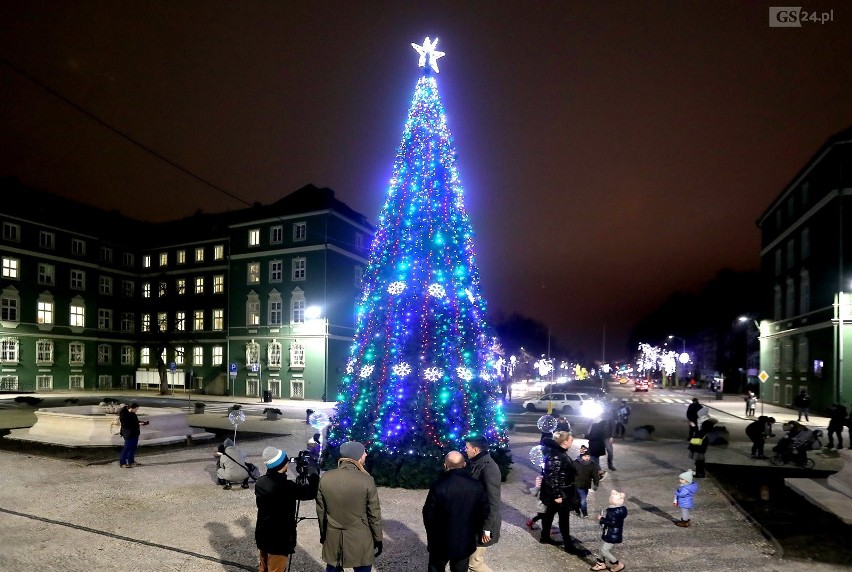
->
<box><xmin>286</xmin><ymin>485</ymin><xmax>319</xmax><ymax>572</ymax></box>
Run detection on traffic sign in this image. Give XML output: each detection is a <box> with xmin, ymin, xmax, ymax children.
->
<box><xmin>169</xmin><ymin>362</ymin><xmax>177</xmax><ymax>373</ymax></box>
<box><xmin>758</xmin><ymin>370</ymin><xmax>769</xmax><ymax>383</ymax></box>
<box><xmin>250</xmin><ymin>363</ymin><xmax>259</xmax><ymax>373</ymax></box>
<box><xmin>230</xmin><ymin>362</ymin><xmax>238</xmax><ymax>377</ymax></box>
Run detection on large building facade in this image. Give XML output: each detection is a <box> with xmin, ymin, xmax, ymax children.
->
<box><xmin>757</xmin><ymin>127</ymin><xmax>852</xmax><ymax>410</ymax></box>
<box><xmin>0</xmin><ymin>179</ymin><xmax>372</xmax><ymax>401</ymax></box>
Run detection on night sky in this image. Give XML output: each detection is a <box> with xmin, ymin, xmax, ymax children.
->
<box><xmin>2</xmin><ymin>2</ymin><xmax>851</xmax><ymax>360</ymax></box>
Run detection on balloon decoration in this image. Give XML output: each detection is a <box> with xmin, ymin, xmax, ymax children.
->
<box><xmin>228</xmin><ymin>409</ymin><xmax>246</xmax><ymax>443</ymax></box>
<box><xmin>537</xmin><ymin>415</ymin><xmax>557</xmax><ymax>433</ymax></box>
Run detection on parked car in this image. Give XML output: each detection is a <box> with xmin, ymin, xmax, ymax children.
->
<box><xmin>634</xmin><ymin>379</ymin><xmax>650</xmax><ymax>392</ymax></box>
<box><xmin>523</xmin><ymin>392</ymin><xmax>603</xmax><ymax>417</ymax></box>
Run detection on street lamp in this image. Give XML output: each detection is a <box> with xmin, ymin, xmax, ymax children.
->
<box><xmin>668</xmin><ymin>335</ymin><xmax>686</xmax><ymax>388</ymax></box>
<box><xmin>737</xmin><ymin>316</ymin><xmax>761</xmax><ymax>415</ymax></box>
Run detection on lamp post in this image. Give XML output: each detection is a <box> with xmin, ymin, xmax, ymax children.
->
<box><xmin>738</xmin><ymin>316</ymin><xmax>761</xmax><ymax>415</ymax></box>
<box><xmin>668</xmin><ymin>335</ymin><xmax>686</xmax><ymax>388</ymax></box>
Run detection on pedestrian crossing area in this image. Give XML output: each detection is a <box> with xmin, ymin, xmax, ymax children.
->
<box><xmin>603</xmin><ymin>394</ymin><xmax>692</xmax><ymax>404</ymax></box>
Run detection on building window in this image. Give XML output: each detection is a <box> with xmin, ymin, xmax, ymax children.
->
<box><xmin>270</xmin><ymin>226</ymin><xmax>283</xmax><ymax>244</ymax></box>
<box><xmin>195</xmin><ymin>247</ymin><xmax>204</xmax><ymax>262</ymax></box>
<box><xmin>141</xmin><ymin>313</ymin><xmax>151</xmax><ymax>332</ymax></box>
<box><xmin>70</xmin><ymin>299</ymin><xmax>85</xmax><ymax>328</ymax></box>
<box><xmin>2</xmin><ymin>257</ymin><xmax>20</xmax><ymax>279</ymax></box>
<box><xmin>36</xmin><ymin>375</ymin><xmax>53</xmax><ymax>390</ymax></box>
<box><xmin>247</xmin><ymin>292</ymin><xmax>260</xmax><ymax>326</ymax></box>
<box><xmin>0</xmin><ymin>375</ymin><xmax>19</xmax><ymax>390</ymax></box>
<box><xmin>140</xmin><ymin>347</ymin><xmax>150</xmax><ymax>365</ymax></box>
<box><xmin>37</xmin><ymin>296</ymin><xmax>54</xmax><ymax>325</ymax></box>
<box><xmin>355</xmin><ymin>232</ymin><xmax>364</xmax><ymax>251</ymax></box>
<box><xmin>174</xmin><ymin>346</ymin><xmax>184</xmax><ymax>365</ymax></box>
<box><xmin>354</xmin><ymin>265</ymin><xmax>363</xmax><ymax>286</ymax></box>
<box><xmin>122</xmin><ymin>280</ymin><xmax>134</xmax><ymax>297</ymax></box>
<box><xmin>142</xmin><ymin>282</ymin><xmax>151</xmax><ymax>298</ymax></box>
<box><xmin>786</xmin><ymin>238</ymin><xmax>795</xmax><ymax>269</ymax></box>
<box><xmin>290</xmin><ymin>288</ymin><xmax>305</xmax><ymax>324</ymax></box>
<box><xmin>175</xmin><ymin>311</ymin><xmax>186</xmax><ymax>331</ymax></box>
<box><xmin>214</xmin><ymin>244</ymin><xmax>224</xmax><ymax>260</ymax></box>
<box><xmin>782</xmin><ymin>338</ymin><xmax>794</xmax><ymax>372</ymax></box>
<box><xmin>71</xmin><ymin>238</ymin><xmax>86</xmax><ymax>256</ymax></box>
<box><xmin>69</xmin><ymin>375</ymin><xmax>84</xmax><ymax>389</ymax></box>
<box><xmin>268</xmin><ymin>341</ymin><xmax>282</xmax><ymax>369</ymax></box>
<box><xmin>269</xmin><ymin>289</ymin><xmax>282</xmax><ymax>325</ymax></box>
<box><xmin>38</xmin><ymin>263</ymin><xmax>55</xmax><ymax>286</ymax></box>
<box><xmin>785</xmin><ymin>278</ymin><xmax>795</xmax><ymax>318</ymax></box>
<box><xmin>98</xmin><ymin>308</ymin><xmax>112</xmax><ymax>330</ymax></box>
<box><xmin>123</xmin><ymin>252</ymin><xmax>134</xmax><ymax>267</ymax></box>
<box><xmin>246</xmin><ymin>340</ymin><xmax>260</xmax><ymax>367</ymax></box>
<box><xmin>212</xmin><ymin>345</ymin><xmax>223</xmax><ymax>366</ymax></box>
<box><xmin>801</xmin><ymin>227</ymin><xmax>809</xmax><ymax>259</ymax></box>
<box><xmin>249</xmin><ymin>228</ymin><xmax>260</xmax><ymax>247</ymax></box>
<box><xmin>69</xmin><ymin>341</ymin><xmax>84</xmax><ymax>366</ymax></box>
<box><xmin>121</xmin><ymin>346</ymin><xmax>135</xmax><ymax>366</ymax></box>
<box><xmin>774</xmin><ymin>285</ymin><xmax>782</xmax><ymax>320</ymax></box>
<box><xmin>159</xmin><ymin>252</ymin><xmax>168</xmax><ymax>266</ymax></box>
<box><xmin>293</xmin><ymin>222</ymin><xmax>306</xmax><ymax>241</ymax></box>
<box><xmin>195</xmin><ymin>276</ymin><xmax>204</xmax><ymax>294</ymax></box>
<box><xmin>99</xmin><ymin>276</ymin><xmax>113</xmax><ymax>295</ymax></box>
<box><xmin>177</xmin><ymin>250</ymin><xmax>186</xmax><ymax>264</ymax></box>
<box><xmin>270</xmin><ymin>260</ymin><xmax>283</xmax><ymax>283</ymax></box>
<box><xmin>100</xmin><ymin>247</ymin><xmax>113</xmax><ymax>263</ymax></box>
<box><xmin>71</xmin><ymin>269</ymin><xmax>86</xmax><ymax>290</ymax></box>
<box><xmin>213</xmin><ymin>308</ymin><xmax>224</xmax><ymax>331</ymax></box>
<box><xmin>292</xmin><ymin>257</ymin><xmax>306</xmax><ymax>281</ymax></box>
<box><xmin>121</xmin><ymin>312</ymin><xmax>134</xmax><ymax>332</ymax></box>
<box><xmin>213</xmin><ymin>275</ymin><xmax>224</xmax><ymax>294</ymax></box>
<box><xmin>2</xmin><ymin>222</ymin><xmax>20</xmax><ymax>242</ymax></box>
<box><xmin>159</xmin><ymin>281</ymin><xmax>167</xmax><ymax>297</ymax></box>
<box><xmin>248</xmin><ymin>262</ymin><xmax>260</xmax><ymax>284</ymax></box>
<box><xmin>0</xmin><ymin>337</ymin><xmax>19</xmax><ymax>364</ymax></box>
<box><xmin>98</xmin><ymin>344</ymin><xmax>112</xmax><ymax>365</ymax></box>
<box><xmin>290</xmin><ymin>342</ymin><xmax>305</xmax><ymax>368</ymax></box>
<box><xmin>177</xmin><ymin>278</ymin><xmax>186</xmax><ymax>295</ymax></box>
<box><xmin>775</xmin><ymin>210</ymin><xmax>782</xmax><ymax>230</ymax></box>
<box><xmin>795</xmin><ymin>337</ymin><xmax>808</xmax><ymax>373</ymax></box>
<box><xmin>36</xmin><ymin>339</ymin><xmax>54</xmax><ymax>365</ymax></box>
<box><xmin>800</xmin><ymin>270</ymin><xmax>810</xmax><ymax>314</ymax></box>
<box><xmin>1</xmin><ymin>287</ymin><xmax>19</xmax><ymax>322</ymax></box>
<box><xmin>194</xmin><ymin>310</ymin><xmax>204</xmax><ymax>331</ymax></box>
<box><xmin>193</xmin><ymin>346</ymin><xmax>204</xmax><ymax>366</ymax></box>
<box><xmin>40</xmin><ymin>231</ymin><xmax>54</xmax><ymax>249</ymax></box>
<box><xmin>143</xmin><ymin>254</ymin><xmax>151</xmax><ymax>268</ymax></box>
<box><xmin>158</xmin><ymin>312</ymin><xmax>168</xmax><ymax>332</ymax></box>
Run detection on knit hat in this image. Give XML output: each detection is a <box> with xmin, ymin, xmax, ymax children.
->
<box><xmin>262</xmin><ymin>446</ymin><xmax>289</xmax><ymax>470</ymax></box>
<box><xmin>679</xmin><ymin>470</ymin><xmax>694</xmax><ymax>483</ymax></box>
<box><xmin>223</xmin><ymin>438</ymin><xmax>234</xmax><ymax>448</ymax></box>
<box><xmin>339</xmin><ymin>441</ymin><xmax>366</xmax><ymax>460</ymax></box>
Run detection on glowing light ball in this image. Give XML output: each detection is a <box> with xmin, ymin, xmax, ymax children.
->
<box><xmin>537</xmin><ymin>415</ymin><xmax>557</xmax><ymax>433</ymax></box>
<box><xmin>228</xmin><ymin>410</ymin><xmax>246</xmax><ymax>426</ymax></box>
<box><xmin>529</xmin><ymin>445</ymin><xmax>545</xmax><ymax>469</ymax></box>
<box><xmin>309</xmin><ymin>411</ymin><xmax>331</xmax><ymax>430</ymax></box>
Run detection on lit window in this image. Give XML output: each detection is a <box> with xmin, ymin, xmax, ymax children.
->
<box><xmin>143</xmin><ymin>254</ymin><xmax>151</xmax><ymax>268</ymax></box>
<box><xmin>175</xmin><ymin>311</ymin><xmax>186</xmax><ymax>331</ymax></box>
<box><xmin>2</xmin><ymin>257</ymin><xmax>20</xmax><ymax>279</ymax></box>
<box><xmin>36</xmin><ymin>339</ymin><xmax>54</xmax><ymax>365</ymax></box>
<box><xmin>293</xmin><ymin>222</ymin><xmax>306</xmax><ymax>241</ymax></box>
<box><xmin>290</xmin><ymin>288</ymin><xmax>305</xmax><ymax>324</ymax></box>
<box><xmin>195</xmin><ymin>276</ymin><xmax>204</xmax><ymax>294</ymax></box>
<box><xmin>270</xmin><ymin>226</ymin><xmax>283</xmax><ymax>244</ymax></box>
<box><xmin>195</xmin><ymin>247</ymin><xmax>204</xmax><ymax>262</ymax></box>
<box><xmin>72</xmin><ymin>238</ymin><xmax>86</xmax><ymax>256</ymax></box>
<box><xmin>39</xmin><ymin>231</ymin><xmax>54</xmax><ymax>249</ymax></box>
<box><xmin>292</xmin><ymin>257</ymin><xmax>306</xmax><ymax>281</ymax></box>
<box><xmin>246</xmin><ymin>340</ymin><xmax>259</xmax><ymax>367</ymax></box>
<box><xmin>2</xmin><ymin>222</ymin><xmax>20</xmax><ymax>242</ymax></box>
<box><xmin>213</xmin><ymin>275</ymin><xmax>224</xmax><ymax>293</ymax></box>
<box><xmin>158</xmin><ymin>312</ymin><xmax>167</xmax><ymax>332</ymax></box>
<box><xmin>248</xmin><ymin>262</ymin><xmax>260</xmax><ymax>284</ymax></box>
<box><xmin>98</xmin><ymin>309</ymin><xmax>112</xmax><ymax>330</ymax></box>
<box><xmin>193</xmin><ymin>346</ymin><xmax>204</xmax><ymax>366</ymax></box>
<box><xmin>176</xmin><ymin>278</ymin><xmax>186</xmax><ymax>295</ymax></box>
<box><xmin>70</xmin><ymin>269</ymin><xmax>86</xmax><ymax>290</ymax></box>
<box><xmin>141</xmin><ymin>313</ymin><xmax>151</xmax><ymax>332</ymax></box>
<box><xmin>142</xmin><ymin>282</ymin><xmax>151</xmax><ymax>298</ymax></box>
<box><xmin>212</xmin><ymin>345</ymin><xmax>223</xmax><ymax>366</ymax></box>
<box><xmin>270</xmin><ymin>260</ymin><xmax>282</xmax><ymax>282</ymax></box>
<box><xmin>140</xmin><ymin>347</ymin><xmax>150</xmax><ymax>365</ymax></box>
<box><xmin>177</xmin><ymin>250</ymin><xmax>186</xmax><ymax>264</ymax></box>
<box><xmin>69</xmin><ymin>342</ymin><xmax>84</xmax><ymax>366</ymax></box>
<box><xmin>159</xmin><ymin>252</ymin><xmax>168</xmax><ymax>266</ymax></box>
<box><xmin>37</xmin><ymin>298</ymin><xmax>54</xmax><ymax>325</ymax></box>
<box><xmin>214</xmin><ymin>245</ymin><xmax>224</xmax><ymax>260</ymax></box>
<box><xmin>249</xmin><ymin>228</ymin><xmax>260</xmax><ymax>246</ymax></box>
<box><xmin>159</xmin><ymin>282</ymin><xmax>167</xmax><ymax>297</ymax></box>
<box><xmin>175</xmin><ymin>346</ymin><xmax>184</xmax><ymax>365</ymax></box>
<box><xmin>70</xmin><ymin>301</ymin><xmax>85</xmax><ymax>328</ymax></box>
<box><xmin>0</xmin><ymin>337</ymin><xmax>19</xmax><ymax>364</ymax></box>
<box><xmin>247</xmin><ymin>292</ymin><xmax>260</xmax><ymax>326</ymax></box>
<box><xmin>212</xmin><ymin>309</ymin><xmax>224</xmax><ymax>331</ymax></box>
<box><xmin>194</xmin><ymin>310</ymin><xmax>204</xmax><ymax>331</ymax></box>
<box><xmin>38</xmin><ymin>264</ymin><xmax>55</xmax><ymax>285</ymax></box>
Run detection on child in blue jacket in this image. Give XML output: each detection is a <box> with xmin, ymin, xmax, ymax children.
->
<box><xmin>591</xmin><ymin>490</ymin><xmax>627</xmax><ymax>571</ymax></box>
<box><xmin>674</xmin><ymin>469</ymin><xmax>698</xmax><ymax>527</ymax></box>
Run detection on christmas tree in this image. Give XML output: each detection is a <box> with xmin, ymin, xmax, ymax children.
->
<box><xmin>328</xmin><ymin>37</ymin><xmax>509</xmax><ymax>487</ymax></box>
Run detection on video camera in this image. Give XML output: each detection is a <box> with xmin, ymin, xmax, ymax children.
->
<box><xmin>294</xmin><ymin>449</ymin><xmax>320</xmax><ymax>484</ymax></box>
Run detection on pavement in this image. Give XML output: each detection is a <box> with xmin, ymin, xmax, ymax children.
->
<box><xmin>0</xmin><ymin>388</ymin><xmax>849</xmax><ymax>572</ymax></box>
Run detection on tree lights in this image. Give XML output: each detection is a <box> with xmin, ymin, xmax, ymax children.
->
<box><xmin>327</xmin><ymin>39</ymin><xmax>508</xmax><ymax>483</ymax></box>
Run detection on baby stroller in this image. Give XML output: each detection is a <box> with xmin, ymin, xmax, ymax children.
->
<box><xmin>770</xmin><ymin>429</ymin><xmax>823</xmax><ymax>468</ymax></box>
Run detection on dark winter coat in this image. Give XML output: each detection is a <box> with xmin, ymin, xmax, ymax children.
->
<box><xmin>118</xmin><ymin>406</ymin><xmax>141</xmax><ymax>439</ymax></box>
<box><xmin>254</xmin><ymin>469</ymin><xmax>319</xmax><ymax>555</ymax></box>
<box><xmin>423</xmin><ymin>468</ymin><xmax>490</xmax><ymax>561</ymax></box>
<box><xmin>572</xmin><ymin>457</ymin><xmax>600</xmax><ymax>490</ymax></box>
<box><xmin>688</xmin><ymin>427</ymin><xmax>710</xmax><ymax>454</ymax></box>
<box><xmin>745</xmin><ymin>419</ymin><xmax>769</xmax><ymax>442</ymax></box>
<box><xmin>794</xmin><ymin>393</ymin><xmax>811</xmax><ymax>408</ymax></box>
<box><xmin>686</xmin><ymin>401</ymin><xmax>702</xmax><ymax>424</ymax></box>
<box><xmin>468</xmin><ymin>450</ymin><xmax>502</xmax><ymax>546</ymax></box>
<box><xmin>828</xmin><ymin>404</ymin><xmax>848</xmax><ymax>430</ymax></box>
<box><xmin>600</xmin><ymin>505</ymin><xmax>627</xmax><ymax>544</ymax></box>
<box><xmin>316</xmin><ymin>460</ymin><xmax>383</xmax><ymax>567</ymax></box>
<box><xmin>540</xmin><ymin>439</ymin><xmax>578</xmax><ymax>508</ymax></box>
<box><xmin>587</xmin><ymin>419</ymin><xmax>613</xmax><ymax>457</ymax></box>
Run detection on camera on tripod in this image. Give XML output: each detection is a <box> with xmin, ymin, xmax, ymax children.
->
<box><xmin>294</xmin><ymin>449</ymin><xmax>320</xmax><ymax>484</ymax></box>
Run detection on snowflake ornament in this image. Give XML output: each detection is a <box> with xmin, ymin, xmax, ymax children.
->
<box><xmin>392</xmin><ymin>362</ymin><xmax>412</xmax><ymax>377</ymax></box>
<box><xmin>423</xmin><ymin>367</ymin><xmax>442</xmax><ymax>381</ymax></box>
<box><xmin>359</xmin><ymin>365</ymin><xmax>375</xmax><ymax>379</ymax></box>
<box><xmin>427</xmin><ymin>283</ymin><xmax>446</xmax><ymax>298</ymax></box>
<box><xmin>456</xmin><ymin>367</ymin><xmax>474</xmax><ymax>381</ymax></box>
<box><xmin>387</xmin><ymin>281</ymin><xmax>407</xmax><ymax>295</ymax></box>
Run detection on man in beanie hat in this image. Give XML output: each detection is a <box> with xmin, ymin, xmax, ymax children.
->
<box><xmin>316</xmin><ymin>441</ymin><xmax>383</xmax><ymax>572</ymax></box>
<box><xmin>254</xmin><ymin>446</ymin><xmax>319</xmax><ymax>572</ymax></box>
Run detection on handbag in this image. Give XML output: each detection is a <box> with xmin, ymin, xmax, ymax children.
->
<box><xmin>689</xmin><ymin>437</ymin><xmax>704</xmax><ymax>446</ymax></box>
<box><xmin>223</xmin><ymin>451</ymin><xmax>260</xmax><ymax>482</ymax></box>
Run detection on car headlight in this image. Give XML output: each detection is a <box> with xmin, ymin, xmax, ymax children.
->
<box><xmin>581</xmin><ymin>401</ymin><xmax>604</xmax><ymax>418</ymax></box>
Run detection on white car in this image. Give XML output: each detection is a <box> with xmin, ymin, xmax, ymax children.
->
<box><xmin>523</xmin><ymin>392</ymin><xmax>603</xmax><ymax>417</ymax></box>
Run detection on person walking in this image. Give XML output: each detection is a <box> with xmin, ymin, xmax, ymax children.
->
<box><xmin>525</xmin><ymin>475</ymin><xmax>547</xmax><ymax>531</ymax></box>
<box><xmin>316</xmin><ymin>441</ymin><xmax>383</xmax><ymax>572</ymax></box>
<box><xmin>794</xmin><ymin>389</ymin><xmax>812</xmax><ymax>421</ymax></box>
<box><xmin>827</xmin><ymin>402</ymin><xmax>848</xmax><ymax>449</ymax></box>
<box><xmin>587</xmin><ymin>415</ymin><xmax>616</xmax><ymax>471</ymax></box>
<box><xmin>673</xmin><ymin>470</ymin><xmax>698</xmax><ymax>527</ymax></box>
<box><xmin>254</xmin><ymin>446</ymin><xmax>319</xmax><ymax>572</ymax></box>
<box><xmin>745</xmin><ymin>416</ymin><xmax>774</xmax><ymax>459</ymax></box>
<box><xmin>686</xmin><ymin>398</ymin><xmax>702</xmax><ymax>440</ymax></box>
<box><xmin>614</xmin><ymin>400</ymin><xmax>631</xmax><ymax>439</ymax></box>
<box><xmin>744</xmin><ymin>391</ymin><xmax>757</xmax><ymax>417</ymax></box>
<box><xmin>688</xmin><ymin>420</ymin><xmax>713</xmax><ymax>478</ymax></box>
<box><xmin>464</xmin><ymin>436</ymin><xmax>502</xmax><ymax>572</ymax></box>
<box><xmin>590</xmin><ymin>490</ymin><xmax>627</xmax><ymax>572</ymax></box>
<box><xmin>423</xmin><ymin>451</ymin><xmax>490</xmax><ymax>572</ymax></box>
<box><xmin>572</xmin><ymin>448</ymin><xmax>600</xmax><ymax>518</ymax></box>
<box><xmin>539</xmin><ymin>431</ymin><xmax>580</xmax><ymax>554</ymax></box>
<box><xmin>118</xmin><ymin>402</ymin><xmax>148</xmax><ymax>468</ymax></box>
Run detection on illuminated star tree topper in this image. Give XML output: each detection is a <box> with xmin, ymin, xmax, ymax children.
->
<box><xmin>411</xmin><ymin>36</ymin><xmax>446</xmax><ymax>73</ymax></box>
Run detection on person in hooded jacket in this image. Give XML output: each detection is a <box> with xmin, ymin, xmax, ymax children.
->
<box><xmin>539</xmin><ymin>431</ymin><xmax>580</xmax><ymax>554</ymax></box>
<box><xmin>673</xmin><ymin>469</ymin><xmax>698</xmax><ymax>527</ymax></box>
<box><xmin>254</xmin><ymin>446</ymin><xmax>319</xmax><ymax>572</ymax></box>
<box><xmin>688</xmin><ymin>420</ymin><xmax>713</xmax><ymax>478</ymax></box>
<box><xmin>591</xmin><ymin>490</ymin><xmax>627</xmax><ymax>572</ymax></box>
<box><xmin>215</xmin><ymin>437</ymin><xmax>250</xmax><ymax>489</ymax></box>
<box><xmin>572</xmin><ymin>449</ymin><xmax>600</xmax><ymax>518</ymax></box>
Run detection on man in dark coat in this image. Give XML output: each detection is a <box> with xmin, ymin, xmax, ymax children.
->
<box><xmin>539</xmin><ymin>431</ymin><xmax>580</xmax><ymax>554</ymax></box>
<box><xmin>745</xmin><ymin>416</ymin><xmax>774</xmax><ymax>459</ymax></box>
<box><xmin>686</xmin><ymin>398</ymin><xmax>702</xmax><ymax>439</ymax></box>
<box><xmin>118</xmin><ymin>402</ymin><xmax>148</xmax><ymax>468</ymax></box>
<box><xmin>587</xmin><ymin>415</ymin><xmax>616</xmax><ymax>471</ymax></box>
<box><xmin>464</xmin><ymin>436</ymin><xmax>502</xmax><ymax>572</ymax></box>
<box><xmin>794</xmin><ymin>389</ymin><xmax>811</xmax><ymax>421</ymax></box>
<box><xmin>423</xmin><ymin>451</ymin><xmax>490</xmax><ymax>572</ymax></box>
<box><xmin>827</xmin><ymin>402</ymin><xmax>848</xmax><ymax>449</ymax></box>
<box><xmin>254</xmin><ymin>446</ymin><xmax>319</xmax><ymax>572</ymax></box>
